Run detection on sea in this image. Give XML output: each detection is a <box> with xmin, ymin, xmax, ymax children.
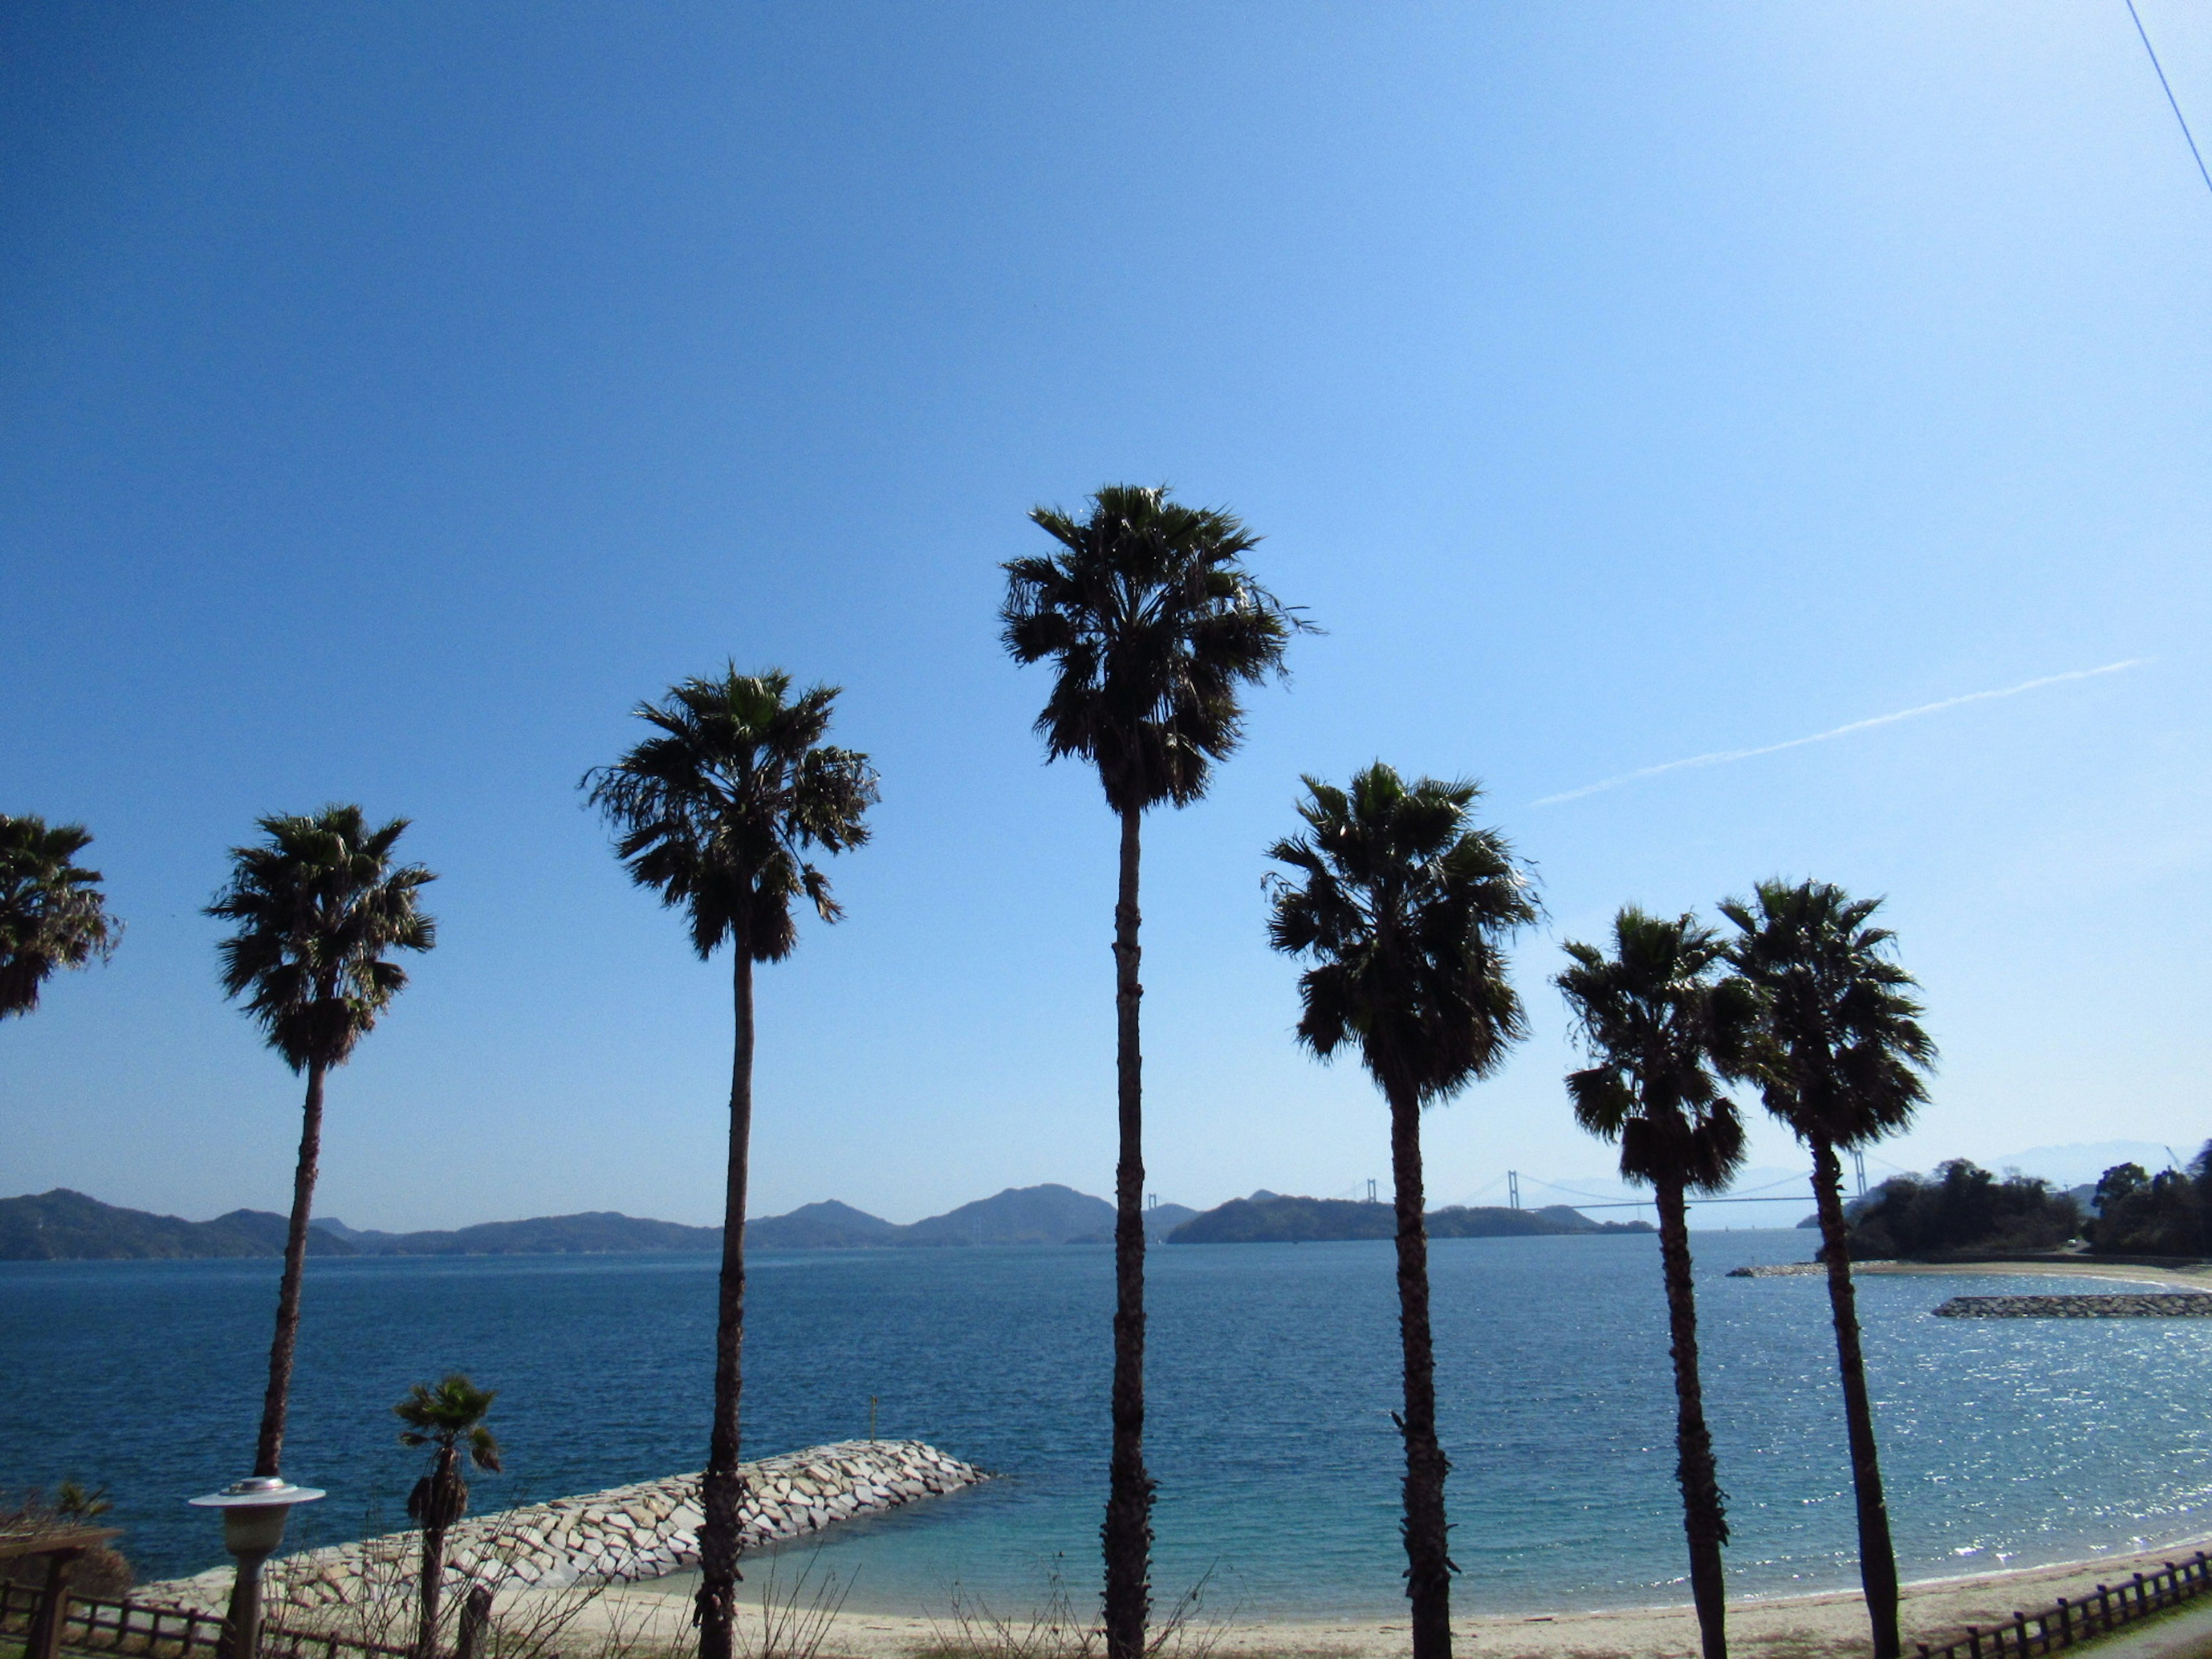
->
<box><xmin>5</xmin><ymin>1231</ymin><xmax>2210</xmax><ymax>1618</ymax></box>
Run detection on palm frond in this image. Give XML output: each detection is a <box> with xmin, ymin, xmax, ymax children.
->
<box><xmin>1264</xmin><ymin>763</ymin><xmax>1537</xmax><ymax>1104</ymax></box>
<box><xmin>204</xmin><ymin>806</ymin><xmax>436</xmax><ymax>1071</ymax></box>
<box><xmin>1002</xmin><ymin>486</ymin><xmax>1313</xmax><ymax>815</ymax></box>
<box><xmin>1556</xmin><ymin>907</ymin><xmax>1751</xmax><ymax>1194</ymax></box>
<box><xmin>582</xmin><ymin>666</ymin><xmax>878</xmax><ymax>964</ymax></box>
<box><xmin>0</xmin><ymin>815</ymin><xmax>122</xmax><ymax>1018</ymax></box>
<box><xmin>1721</xmin><ymin>878</ymin><xmax>1936</xmax><ymax>1152</ymax></box>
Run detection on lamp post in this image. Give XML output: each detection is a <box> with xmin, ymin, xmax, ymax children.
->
<box><xmin>190</xmin><ymin>1478</ymin><xmax>323</xmax><ymax>1659</ymax></box>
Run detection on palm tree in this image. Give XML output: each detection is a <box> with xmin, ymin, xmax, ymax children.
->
<box><xmin>207</xmin><ymin>806</ymin><xmax>437</xmax><ymax>1482</ymax></box>
<box><xmin>1556</xmin><ymin>908</ymin><xmax>1756</xmax><ymax>1659</ymax></box>
<box><xmin>395</xmin><ymin>1374</ymin><xmax>502</xmax><ymax>1659</ymax></box>
<box><xmin>1002</xmin><ymin>484</ymin><xmax>1306</xmax><ymax>1659</ymax></box>
<box><xmin>1264</xmin><ymin>764</ymin><xmax>1536</xmax><ymax>1659</ymax></box>
<box><xmin>1720</xmin><ymin>879</ymin><xmax>1934</xmax><ymax>1659</ymax></box>
<box><xmin>582</xmin><ymin>667</ymin><xmax>877</xmax><ymax>1659</ymax></box>
<box><xmin>1</xmin><ymin>815</ymin><xmax>120</xmax><ymax>1019</ymax></box>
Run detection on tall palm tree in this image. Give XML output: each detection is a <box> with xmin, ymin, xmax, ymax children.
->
<box><xmin>207</xmin><ymin>806</ymin><xmax>437</xmax><ymax>1480</ymax></box>
<box><xmin>1264</xmin><ymin>764</ymin><xmax>1536</xmax><ymax>1659</ymax></box>
<box><xmin>1002</xmin><ymin>484</ymin><xmax>1306</xmax><ymax>1659</ymax></box>
<box><xmin>1556</xmin><ymin>908</ymin><xmax>1756</xmax><ymax>1659</ymax></box>
<box><xmin>1720</xmin><ymin>879</ymin><xmax>1934</xmax><ymax>1659</ymax></box>
<box><xmin>583</xmin><ymin>667</ymin><xmax>877</xmax><ymax>1659</ymax></box>
<box><xmin>395</xmin><ymin>1373</ymin><xmax>502</xmax><ymax>1659</ymax></box>
<box><xmin>1</xmin><ymin>815</ymin><xmax>120</xmax><ymax>1019</ymax></box>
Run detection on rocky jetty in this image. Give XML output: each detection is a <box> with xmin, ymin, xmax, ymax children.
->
<box><xmin>139</xmin><ymin>1440</ymin><xmax>984</xmax><ymax>1613</ymax></box>
<box><xmin>1934</xmin><ymin>1293</ymin><xmax>2212</xmax><ymax>1318</ymax></box>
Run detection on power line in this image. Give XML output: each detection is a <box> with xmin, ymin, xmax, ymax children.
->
<box><xmin>2127</xmin><ymin>0</ymin><xmax>2212</xmax><ymax>202</ymax></box>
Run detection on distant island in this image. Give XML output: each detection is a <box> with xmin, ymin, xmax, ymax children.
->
<box><xmin>0</xmin><ymin>1183</ymin><xmax>1647</xmax><ymax>1261</ymax></box>
<box><xmin>1167</xmin><ymin>1192</ymin><xmax>1649</xmax><ymax>1244</ymax></box>
<box><xmin>0</xmin><ymin>1184</ymin><xmax>1199</xmax><ymax>1261</ymax></box>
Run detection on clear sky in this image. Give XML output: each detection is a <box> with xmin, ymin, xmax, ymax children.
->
<box><xmin>4</xmin><ymin>2</ymin><xmax>2207</xmax><ymax>1232</ymax></box>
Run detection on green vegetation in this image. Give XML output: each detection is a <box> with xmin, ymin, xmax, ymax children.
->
<box><xmin>1266</xmin><ymin>763</ymin><xmax>1537</xmax><ymax>1659</ymax></box>
<box><xmin>1847</xmin><ymin>1161</ymin><xmax>2082</xmax><ymax>1258</ymax></box>
<box><xmin>0</xmin><ymin>815</ymin><xmax>119</xmax><ymax>1020</ymax></box>
<box><xmin>1724</xmin><ymin>879</ymin><xmax>1934</xmax><ymax>1659</ymax></box>
<box><xmin>584</xmin><ymin>666</ymin><xmax>877</xmax><ymax>1659</ymax></box>
<box><xmin>2090</xmin><ymin>1147</ymin><xmax>2212</xmax><ymax>1255</ymax></box>
<box><xmin>1002</xmin><ymin>483</ymin><xmax>1306</xmax><ymax>1659</ymax></box>
<box><xmin>207</xmin><ymin>806</ymin><xmax>438</xmax><ymax>1488</ymax></box>
<box><xmin>395</xmin><ymin>1374</ymin><xmax>502</xmax><ymax>1659</ymax></box>
<box><xmin>1558</xmin><ymin>909</ymin><xmax>1756</xmax><ymax>1659</ymax></box>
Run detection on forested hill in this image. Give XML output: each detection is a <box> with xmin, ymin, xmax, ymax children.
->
<box><xmin>323</xmin><ymin>1211</ymin><xmax>724</xmax><ymax>1255</ymax></box>
<box><xmin>0</xmin><ymin>1190</ymin><xmax>358</xmax><ymax>1260</ymax></box>
<box><xmin>1167</xmin><ymin>1194</ymin><xmax>1653</xmax><ymax>1244</ymax></box>
<box><xmin>0</xmin><ymin>1183</ymin><xmax>1202</xmax><ymax>1259</ymax></box>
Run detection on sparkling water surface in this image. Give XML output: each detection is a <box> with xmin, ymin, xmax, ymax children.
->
<box><xmin>4</xmin><ymin>1232</ymin><xmax>2207</xmax><ymax>1616</ymax></box>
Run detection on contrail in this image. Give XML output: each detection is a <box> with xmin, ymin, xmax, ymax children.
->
<box><xmin>1533</xmin><ymin>658</ymin><xmax>2149</xmax><ymax>808</ymax></box>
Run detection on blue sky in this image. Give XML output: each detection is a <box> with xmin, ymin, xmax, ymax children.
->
<box><xmin>3</xmin><ymin>2</ymin><xmax>2207</xmax><ymax>1231</ymax></box>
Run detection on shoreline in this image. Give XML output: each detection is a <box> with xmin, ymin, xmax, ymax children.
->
<box><xmin>536</xmin><ymin>1536</ymin><xmax>2212</xmax><ymax>1658</ymax></box>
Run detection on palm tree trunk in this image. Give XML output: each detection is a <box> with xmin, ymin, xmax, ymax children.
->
<box><xmin>1810</xmin><ymin>1138</ymin><xmax>1901</xmax><ymax>1659</ymax></box>
<box><xmin>415</xmin><ymin>1456</ymin><xmax>453</xmax><ymax>1659</ymax></box>
<box><xmin>1387</xmin><ymin>1079</ymin><xmax>1452</xmax><ymax>1659</ymax></box>
<box><xmin>253</xmin><ymin>1059</ymin><xmax>326</xmax><ymax>1476</ymax></box>
<box><xmin>696</xmin><ymin>950</ymin><xmax>756</xmax><ymax>1659</ymax></box>
<box><xmin>1654</xmin><ymin>1177</ymin><xmax>1728</xmax><ymax>1659</ymax></box>
<box><xmin>228</xmin><ymin>1059</ymin><xmax>327</xmax><ymax>1652</ymax></box>
<box><xmin>1104</xmin><ymin>804</ymin><xmax>1153</xmax><ymax>1659</ymax></box>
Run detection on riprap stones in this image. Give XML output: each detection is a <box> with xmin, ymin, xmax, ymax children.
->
<box><xmin>139</xmin><ymin>1440</ymin><xmax>985</xmax><ymax>1614</ymax></box>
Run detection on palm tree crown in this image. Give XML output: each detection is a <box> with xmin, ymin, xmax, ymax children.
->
<box><xmin>1002</xmin><ymin>484</ymin><xmax>1307</xmax><ymax>813</ymax></box>
<box><xmin>1267</xmin><ymin>766</ymin><xmax>1537</xmax><ymax>1101</ymax></box>
<box><xmin>1557</xmin><ymin>908</ymin><xmax>1755</xmax><ymax>1191</ymax></box>
<box><xmin>396</xmin><ymin>1374</ymin><xmax>503</xmax><ymax>1483</ymax></box>
<box><xmin>582</xmin><ymin>667</ymin><xmax>878</xmax><ymax>959</ymax></box>
<box><xmin>1718</xmin><ymin>879</ymin><xmax>1934</xmax><ymax>1146</ymax></box>
<box><xmin>205</xmin><ymin>806</ymin><xmax>437</xmax><ymax>1071</ymax></box>
<box><xmin>1</xmin><ymin>815</ymin><xmax>120</xmax><ymax>1020</ymax></box>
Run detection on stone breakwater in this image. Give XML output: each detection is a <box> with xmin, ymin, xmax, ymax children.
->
<box><xmin>1934</xmin><ymin>1293</ymin><xmax>2212</xmax><ymax>1317</ymax></box>
<box><xmin>141</xmin><ymin>1440</ymin><xmax>984</xmax><ymax>1613</ymax></box>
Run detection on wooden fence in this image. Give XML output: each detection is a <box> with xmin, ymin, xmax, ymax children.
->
<box><xmin>0</xmin><ymin>1582</ymin><xmax>415</xmax><ymax>1659</ymax></box>
<box><xmin>1916</xmin><ymin>1552</ymin><xmax>2212</xmax><ymax>1659</ymax></box>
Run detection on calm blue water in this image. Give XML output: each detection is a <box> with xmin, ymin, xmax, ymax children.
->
<box><xmin>4</xmin><ymin>1233</ymin><xmax>2209</xmax><ymax>1616</ymax></box>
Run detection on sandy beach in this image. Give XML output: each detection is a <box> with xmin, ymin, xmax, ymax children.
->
<box><xmin>1854</xmin><ymin>1258</ymin><xmax>2212</xmax><ymax>1291</ymax></box>
<box><xmin>555</xmin><ymin>1535</ymin><xmax>2212</xmax><ymax>1659</ymax></box>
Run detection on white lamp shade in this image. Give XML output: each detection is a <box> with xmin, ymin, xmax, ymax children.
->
<box><xmin>190</xmin><ymin>1478</ymin><xmax>325</xmax><ymax>1559</ymax></box>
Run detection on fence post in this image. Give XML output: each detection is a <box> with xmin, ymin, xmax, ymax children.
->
<box><xmin>2056</xmin><ymin>1598</ymin><xmax>2071</xmax><ymax>1649</ymax></box>
<box><xmin>455</xmin><ymin>1584</ymin><xmax>493</xmax><ymax>1659</ymax></box>
<box><xmin>2014</xmin><ymin>1612</ymin><xmax>2029</xmax><ymax>1656</ymax></box>
<box><xmin>1969</xmin><ymin>1627</ymin><xmax>1983</xmax><ymax>1659</ymax></box>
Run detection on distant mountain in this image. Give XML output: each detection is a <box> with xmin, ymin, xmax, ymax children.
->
<box><xmin>5</xmin><ymin>1184</ymin><xmax>1199</xmax><ymax>1260</ymax></box>
<box><xmin>1168</xmin><ymin>1194</ymin><xmax>1652</xmax><ymax>1244</ymax></box>
<box><xmin>901</xmin><ymin>1184</ymin><xmax>1115</xmax><ymax>1247</ymax></box>
<box><xmin>338</xmin><ymin>1211</ymin><xmax>722</xmax><ymax>1256</ymax></box>
<box><xmin>0</xmin><ymin>1190</ymin><xmax>357</xmax><ymax>1261</ymax></box>
<box><xmin>748</xmin><ymin>1200</ymin><xmax>897</xmax><ymax>1249</ymax></box>
<box><xmin>1986</xmin><ymin>1141</ymin><xmax>2184</xmax><ymax>1188</ymax></box>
